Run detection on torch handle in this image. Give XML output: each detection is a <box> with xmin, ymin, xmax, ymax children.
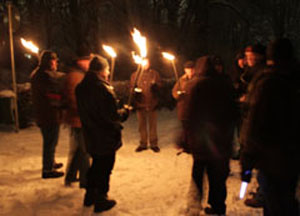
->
<box><xmin>127</xmin><ymin>65</ymin><xmax>141</xmax><ymax>105</ymax></box>
<box><xmin>109</xmin><ymin>58</ymin><xmax>115</xmax><ymax>83</ymax></box>
<box><xmin>171</xmin><ymin>61</ymin><xmax>182</xmax><ymax>91</ymax></box>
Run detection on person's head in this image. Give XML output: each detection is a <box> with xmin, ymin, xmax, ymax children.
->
<box><xmin>266</xmin><ymin>38</ymin><xmax>294</xmax><ymax>66</ymax></box>
<box><xmin>183</xmin><ymin>61</ymin><xmax>195</xmax><ymax>79</ymax></box>
<box><xmin>88</xmin><ymin>55</ymin><xmax>110</xmax><ymax>81</ymax></box>
<box><xmin>211</xmin><ymin>55</ymin><xmax>224</xmax><ymax>74</ymax></box>
<box><xmin>244</xmin><ymin>44</ymin><xmax>266</xmax><ymax>67</ymax></box>
<box><xmin>75</xmin><ymin>45</ymin><xmax>92</xmax><ymax>72</ymax></box>
<box><xmin>39</xmin><ymin>50</ymin><xmax>58</xmax><ymax>71</ymax></box>
<box><xmin>194</xmin><ymin>56</ymin><xmax>217</xmax><ymax>77</ymax></box>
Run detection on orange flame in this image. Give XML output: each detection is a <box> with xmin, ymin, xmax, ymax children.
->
<box><xmin>20</xmin><ymin>38</ymin><xmax>39</xmax><ymax>54</ymax></box>
<box><xmin>162</xmin><ymin>52</ymin><xmax>175</xmax><ymax>61</ymax></box>
<box><xmin>102</xmin><ymin>44</ymin><xmax>117</xmax><ymax>58</ymax></box>
<box><xmin>131</xmin><ymin>28</ymin><xmax>147</xmax><ymax>58</ymax></box>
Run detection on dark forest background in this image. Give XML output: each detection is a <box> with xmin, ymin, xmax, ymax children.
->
<box><xmin>0</xmin><ymin>0</ymin><xmax>300</xmax><ymax>87</ymax></box>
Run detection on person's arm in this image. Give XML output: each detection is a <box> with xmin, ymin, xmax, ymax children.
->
<box><xmin>172</xmin><ymin>80</ymin><xmax>180</xmax><ymax>100</ymax></box>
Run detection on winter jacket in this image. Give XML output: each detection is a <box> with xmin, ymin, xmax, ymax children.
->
<box><xmin>172</xmin><ymin>74</ymin><xmax>197</xmax><ymax>121</ymax></box>
<box><xmin>130</xmin><ymin>68</ymin><xmax>162</xmax><ymax>111</ymax></box>
<box><xmin>182</xmin><ymin>56</ymin><xmax>238</xmax><ymax>160</ymax></box>
<box><xmin>31</xmin><ymin>67</ymin><xmax>65</xmax><ymax>126</ymax></box>
<box><xmin>76</xmin><ymin>72</ymin><xmax>128</xmax><ymax>156</ymax></box>
<box><xmin>240</xmin><ymin>64</ymin><xmax>300</xmax><ymax>178</ymax></box>
<box><xmin>64</xmin><ymin>65</ymin><xmax>86</xmax><ymax>128</ymax></box>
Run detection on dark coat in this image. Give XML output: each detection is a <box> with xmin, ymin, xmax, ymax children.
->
<box><xmin>182</xmin><ymin>56</ymin><xmax>238</xmax><ymax>160</ymax></box>
<box><xmin>240</xmin><ymin>64</ymin><xmax>300</xmax><ymax>178</ymax></box>
<box><xmin>31</xmin><ymin>68</ymin><xmax>65</xmax><ymax>126</ymax></box>
<box><xmin>172</xmin><ymin>74</ymin><xmax>197</xmax><ymax>121</ymax></box>
<box><xmin>130</xmin><ymin>68</ymin><xmax>162</xmax><ymax>111</ymax></box>
<box><xmin>76</xmin><ymin>72</ymin><xmax>128</xmax><ymax>156</ymax></box>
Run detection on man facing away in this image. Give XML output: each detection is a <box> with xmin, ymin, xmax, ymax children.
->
<box><xmin>31</xmin><ymin>50</ymin><xmax>65</xmax><ymax>178</ymax></box>
<box><xmin>130</xmin><ymin>59</ymin><xmax>162</xmax><ymax>152</ymax></box>
<box><xmin>76</xmin><ymin>55</ymin><xmax>129</xmax><ymax>213</ymax></box>
<box><xmin>64</xmin><ymin>50</ymin><xmax>92</xmax><ymax>188</ymax></box>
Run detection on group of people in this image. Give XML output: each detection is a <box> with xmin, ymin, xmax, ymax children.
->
<box><xmin>172</xmin><ymin>38</ymin><xmax>300</xmax><ymax>216</ymax></box>
<box><xmin>30</xmin><ymin>38</ymin><xmax>300</xmax><ymax>215</ymax></box>
<box><xmin>30</xmin><ymin>50</ymin><xmax>162</xmax><ymax>213</ymax></box>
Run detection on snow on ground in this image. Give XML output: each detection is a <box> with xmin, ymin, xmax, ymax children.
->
<box><xmin>1</xmin><ymin>109</ymin><xmax>287</xmax><ymax>216</ymax></box>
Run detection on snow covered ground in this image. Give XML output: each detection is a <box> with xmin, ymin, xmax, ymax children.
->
<box><xmin>0</xmin><ymin>109</ymin><xmax>295</xmax><ymax>216</ymax></box>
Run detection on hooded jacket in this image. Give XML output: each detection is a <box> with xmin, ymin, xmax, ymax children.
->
<box><xmin>183</xmin><ymin>56</ymin><xmax>238</xmax><ymax>160</ymax></box>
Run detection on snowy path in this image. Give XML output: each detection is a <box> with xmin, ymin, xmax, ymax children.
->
<box><xmin>0</xmin><ymin>110</ymin><xmax>270</xmax><ymax>216</ymax></box>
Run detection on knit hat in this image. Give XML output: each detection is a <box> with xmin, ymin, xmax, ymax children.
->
<box><xmin>184</xmin><ymin>61</ymin><xmax>195</xmax><ymax>69</ymax></box>
<box><xmin>89</xmin><ymin>55</ymin><xmax>109</xmax><ymax>72</ymax></box>
<box><xmin>76</xmin><ymin>44</ymin><xmax>92</xmax><ymax>61</ymax></box>
<box><xmin>245</xmin><ymin>43</ymin><xmax>266</xmax><ymax>55</ymax></box>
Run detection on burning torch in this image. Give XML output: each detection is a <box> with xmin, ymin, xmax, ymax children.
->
<box><xmin>20</xmin><ymin>38</ymin><xmax>39</xmax><ymax>55</ymax></box>
<box><xmin>162</xmin><ymin>52</ymin><xmax>184</xmax><ymax>96</ymax></box>
<box><xmin>126</xmin><ymin>28</ymin><xmax>148</xmax><ymax>107</ymax></box>
<box><xmin>102</xmin><ymin>44</ymin><xmax>117</xmax><ymax>83</ymax></box>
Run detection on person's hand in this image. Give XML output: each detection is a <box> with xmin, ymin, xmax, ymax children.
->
<box><xmin>239</xmin><ymin>95</ymin><xmax>246</xmax><ymax>102</ymax></box>
<box><xmin>241</xmin><ymin>170</ymin><xmax>252</xmax><ymax>183</ymax></box>
<box><xmin>124</xmin><ymin>104</ymin><xmax>133</xmax><ymax>111</ymax></box>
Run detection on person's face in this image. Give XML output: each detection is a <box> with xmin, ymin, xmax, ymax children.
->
<box><xmin>215</xmin><ymin>64</ymin><xmax>223</xmax><ymax>74</ymax></box>
<box><xmin>184</xmin><ymin>68</ymin><xmax>195</xmax><ymax>79</ymax></box>
<box><xmin>267</xmin><ymin>60</ymin><xmax>274</xmax><ymax>66</ymax></box>
<box><xmin>245</xmin><ymin>52</ymin><xmax>262</xmax><ymax>67</ymax></box>
<box><xmin>237</xmin><ymin>58</ymin><xmax>245</xmax><ymax>69</ymax></box>
<box><xmin>99</xmin><ymin>66</ymin><xmax>110</xmax><ymax>81</ymax></box>
<box><xmin>50</xmin><ymin>59</ymin><xmax>58</xmax><ymax>71</ymax></box>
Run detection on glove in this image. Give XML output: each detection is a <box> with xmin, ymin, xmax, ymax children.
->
<box><xmin>241</xmin><ymin>170</ymin><xmax>252</xmax><ymax>183</ymax></box>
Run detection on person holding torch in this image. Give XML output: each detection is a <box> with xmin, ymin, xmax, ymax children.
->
<box><xmin>172</xmin><ymin>60</ymin><xmax>196</xmax><ymax>125</ymax></box>
<box><xmin>31</xmin><ymin>50</ymin><xmax>65</xmax><ymax>179</ymax></box>
<box><xmin>130</xmin><ymin>58</ymin><xmax>162</xmax><ymax>152</ymax></box>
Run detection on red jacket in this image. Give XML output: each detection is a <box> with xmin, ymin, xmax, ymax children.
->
<box><xmin>64</xmin><ymin>66</ymin><xmax>85</xmax><ymax>128</ymax></box>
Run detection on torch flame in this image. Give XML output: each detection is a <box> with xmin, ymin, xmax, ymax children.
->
<box><xmin>102</xmin><ymin>44</ymin><xmax>117</xmax><ymax>58</ymax></box>
<box><xmin>131</xmin><ymin>28</ymin><xmax>147</xmax><ymax>58</ymax></box>
<box><xmin>20</xmin><ymin>38</ymin><xmax>39</xmax><ymax>54</ymax></box>
<box><xmin>132</xmin><ymin>52</ymin><xmax>142</xmax><ymax>64</ymax></box>
<box><xmin>132</xmin><ymin>52</ymin><xmax>148</xmax><ymax>67</ymax></box>
<box><xmin>162</xmin><ymin>52</ymin><xmax>175</xmax><ymax>61</ymax></box>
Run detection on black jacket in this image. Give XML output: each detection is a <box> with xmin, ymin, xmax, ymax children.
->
<box><xmin>76</xmin><ymin>72</ymin><xmax>128</xmax><ymax>156</ymax></box>
<box><xmin>240</xmin><ymin>64</ymin><xmax>300</xmax><ymax>178</ymax></box>
<box><xmin>182</xmin><ymin>56</ymin><xmax>239</xmax><ymax>160</ymax></box>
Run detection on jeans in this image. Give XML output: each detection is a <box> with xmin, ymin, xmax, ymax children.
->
<box><xmin>86</xmin><ymin>154</ymin><xmax>116</xmax><ymax>196</ymax></box>
<box><xmin>136</xmin><ymin>109</ymin><xmax>158</xmax><ymax>147</ymax></box>
<box><xmin>65</xmin><ymin>127</ymin><xmax>90</xmax><ymax>187</ymax></box>
<box><xmin>40</xmin><ymin>124</ymin><xmax>60</xmax><ymax>172</ymax></box>
<box><xmin>192</xmin><ymin>158</ymin><xmax>230</xmax><ymax>214</ymax></box>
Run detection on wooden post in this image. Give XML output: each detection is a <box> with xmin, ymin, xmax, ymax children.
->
<box><xmin>7</xmin><ymin>2</ymin><xmax>19</xmax><ymax>132</ymax></box>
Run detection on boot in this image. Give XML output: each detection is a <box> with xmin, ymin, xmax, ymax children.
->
<box><xmin>94</xmin><ymin>195</ymin><xmax>116</xmax><ymax>213</ymax></box>
<box><xmin>83</xmin><ymin>189</ymin><xmax>95</xmax><ymax>207</ymax></box>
